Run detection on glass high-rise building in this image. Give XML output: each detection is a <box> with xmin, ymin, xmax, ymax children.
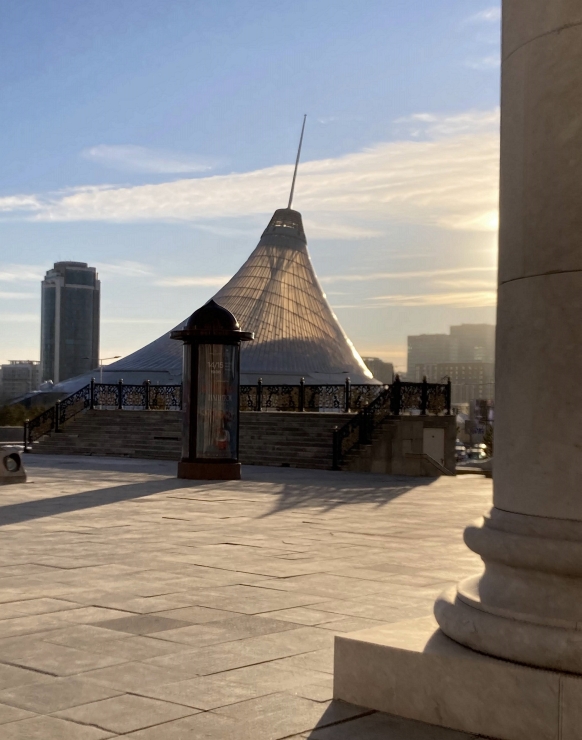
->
<box><xmin>40</xmin><ymin>262</ymin><xmax>100</xmax><ymax>384</ymax></box>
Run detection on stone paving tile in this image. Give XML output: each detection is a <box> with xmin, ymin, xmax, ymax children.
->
<box><xmin>257</xmin><ymin>607</ymin><xmax>343</xmax><ymax>625</ymax></box>
<box><xmin>138</xmin><ymin>673</ymin><xmax>274</xmax><ymax>709</ymax></box>
<box><xmin>0</xmin><ymin>598</ymin><xmax>81</xmax><ymax>619</ymax></box>
<box><xmin>124</xmin><ymin>711</ymin><xmax>238</xmax><ymax>739</ymax></box>
<box><xmin>93</xmin><ymin>614</ymin><xmax>192</xmax><ymax>634</ymax></box>
<box><xmin>214</xmin><ymin>693</ymin><xmax>371</xmax><ymax>739</ymax></box>
<box><xmin>316</xmin><ymin>616</ymin><xmax>388</xmax><ymax>632</ymax></box>
<box><xmin>0</xmin><ymin>662</ymin><xmax>52</xmax><ymax>691</ymax></box>
<box><xmin>152</xmin><ymin>605</ymin><xmax>243</xmax><ymax>623</ymax></box>
<box><xmin>273</xmin><ymin>648</ymin><xmax>336</xmax><ymax>674</ymax></box>
<box><xmin>55</xmin><ymin>693</ymin><xmax>197</xmax><ymax>734</ymax></box>
<box><xmin>40</xmin><ymin>624</ymin><xmax>133</xmax><ymax>651</ymax></box>
<box><xmin>293</xmin><ymin>683</ymin><xmax>334</xmax><ymax>702</ymax></box>
<box><xmin>0</xmin><ymin>715</ymin><xmax>115</xmax><ymax>739</ymax></box>
<box><xmin>180</xmin><ymin>584</ymin><xmax>329</xmax><ymax>614</ymax></box>
<box><xmin>0</xmin><ymin>612</ymin><xmax>79</xmax><ymax>639</ymax></box>
<box><xmin>258</xmin><ymin>573</ymin><xmax>390</xmax><ymax>600</ymax></box>
<box><xmin>84</xmin><ymin>635</ymin><xmax>188</xmax><ymax>661</ymax></box>
<box><xmin>0</xmin><ymin>640</ymin><xmax>127</xmax><ymax>677</ymax></box>
<box><xmin>0</xmin><ymin>676</ymin><xmax>122</xmax><ymax>713</ymax></box>
<box><xmin>80</xmin><ymin>660</ymin><xmax>196</xmax><ymax>691</ymax></box>
<box><xmin>145</xmin><ymin>626</ymin><xmax>334</xmax><ymax>676</ymax></box>
<box><xmin>307</xmin><ymin>710</ymin><xmax>479</xmax><ymax>739</ymax></box>
<box><xmin>224</xmin><ymin>662</ymin><xmax>332</xmax><ymax>692</ymax></box>
<box><xmin>0</xmin><ymin>702</ymin><xmax>36</xmax><ymax>724</ymax></box>
<box><xmin>157</xmin><ymin>614</ymin><xmax>303</xmax><ymax>646</ymax></box>
<box><xmin>0</xmin><ymin>456</ymin><xmax>492</xmax><ymax>740</ymax></box>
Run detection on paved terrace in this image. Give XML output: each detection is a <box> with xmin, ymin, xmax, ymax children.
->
<box><xmin>0</xmin><ymin>456</ymin><xmax>491</xmax><ymax>739</ymax></box>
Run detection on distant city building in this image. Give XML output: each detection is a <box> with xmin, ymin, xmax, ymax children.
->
<box><xmin>416</xmin><ymin>362</ymin><xmax>495</xmax><ymax>404</ymax></box>
<box><xmin>407</xmin><ymin>325</ymin><xmax>495</xmax><ymax>376</ymax></box>
<box><xmin>407</xmin><ymin>334</ymin><xmax>451</xmax><ymax>376</ymax></box>
<box><xmin>40</xmin><ymin>262</ymin><xmax>100</xmax><ymax>384</ymax></box>
<box><xmin>361</xmin><ymin>357</ymin><xmax>394</xmax><ymax>384</ymax></box>
<box><xmin>449</xmin><ymin>324</ymin><xmax>495</xmax><ymax>363</ymax></box>
<box><xmin>0</xmin><ymin>360</ymin><xmax>40</xmax><ymax>403</ymax></box>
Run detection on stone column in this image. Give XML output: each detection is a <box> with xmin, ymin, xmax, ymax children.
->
<box><xmin>435</xmin><ymin>0</ymin><xmax>582</xmax><ymax>673</ymax></box>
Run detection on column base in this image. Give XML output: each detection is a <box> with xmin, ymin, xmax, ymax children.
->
<box><xmin>177</xmin><ymin>461</ymin><xmax>241</xmax><ymax>480</ymax></box>
<box><xmin>334</xmin><ymin>616</ymin><xmax>582</xmax><ymax>740</ymax></box>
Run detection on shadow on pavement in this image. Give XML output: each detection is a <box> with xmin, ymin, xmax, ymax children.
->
<box><xmin>0</xmin><ymin>477</ymin><xmax>201</xmax><ymax>527</ymax></box>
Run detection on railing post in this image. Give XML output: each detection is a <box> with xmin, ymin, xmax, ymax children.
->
<box><xmin>257</xmin><ymin>378</ymin><xmax>263</xmax><ymax>412</ymax></box>
<box><xmin>391</xmin><ymin>374</ymin><xmax>402</xmax><ymax>416</ymax></box>
<box><xmin>23</xmin><ymin>420</ymin><xmax>29</xmax><ymax>453</ymax></box>
<box><xmin>421</xmin><ymin>376</ymin><xmax>428</xmax><ymax>415</ymax></box>
<box><xmin>446</xmin><ymin>378</ymin><xmax>452</xmax><ymax>415</ymax></box>
<box><xmin>332</xmin><ymin>426</ymin><xmax>340</xmax><ymax>470</ymax></box>
<box><xmin>345</xmin><ymin>378</ymin><xmax>351</xmax><ymax>413</ymax></box>
<box><xmin>145</xmin><ymin>380</ymin><xmax>150</xmax><ymax>410</ymax></box>
<box><xmin>90</xmin><ymin>378</ymin><xmax>95</xmax><ymax>410</ymax></box>
<box><xmin>118</xmin><ymin>379</ymin><xmax>123</xmax><ymax>410</ymax></box>
<box><xmin>54</xmin><ymin>401</ymin><xmax>60</xmax><ymax>433</ymax></box>
<box><xmin>299</xmin><ymin>377</ymin><xmax>305</xmax><ymax>412</ymax></box>
<box><xmin>359</xmin><ymin>406</ymin><xmax>369</xmax><ymax>445</ymax></box>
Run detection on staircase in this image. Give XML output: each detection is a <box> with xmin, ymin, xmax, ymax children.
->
<box><xmin>30</xmin><ymin>410</ymin><xmax>352</xmax><ymax>470</ymax></box>
<box><xmin>31</xmin><ymin>411</ymin><xmax>182</xmax><ymax>460</ymax></box>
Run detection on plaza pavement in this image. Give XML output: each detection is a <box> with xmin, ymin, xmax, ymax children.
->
<box><xmin>0</xmin><ymin>455</ymin><xmax>492</xmax><ymax>738</ymax></box>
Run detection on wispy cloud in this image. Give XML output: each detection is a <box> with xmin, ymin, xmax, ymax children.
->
<box><xmin>369</xmin><ymin>291</ymin><xmax>497</xmax><ymax>307</ymax></box>
<box><xmin>0</xmin><ymin>109</ymin><xmax>500</xmax><ymax>236</ymax></box>
<box><xmin>101</xmin><ymin>318</ymin><xmax>176</xmax><ymax>325</ymax></box>
<box><xmin>0</xmin><ymin>265</ymin><xmax>45</xmax><ymax>282</ymax></box>
<box><xmin>465</xmin><ymin>7</ymin><xmax>501</xmax><ymax>24</ymax></box>
<box><xmin>82</xmin><ymin>145</ymin><xmax>216</xmax><ymax>174</ymax></box>
<box><xmin>320</xmin><ymin>266</ymin><xmax>496</xmax><ymax>284</ymax></box>
<box><xmin>155</xmin><ymin>276</ymin><xmax>232</xmax><ymax>288</ymax></box>
<box><xmin>465</xmin><ymin>55</ymin><xmax>500</xmax><ymax>70</ymax></box>
<box><xmin>0</xmin><ymin>313</ymin><xmax>39</xmax><ymax>322</ymax></box>
<box><xmin>95</xmin><ymin>261</ymin><xmax>154</xmax><ymax>278</ymax></box>
<box><xmin>0</xmin><ymin>291</ymin><xmax>36</xmax><ymax>299</ymax></box>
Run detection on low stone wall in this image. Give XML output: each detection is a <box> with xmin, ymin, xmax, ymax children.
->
<box><xmin>31</xmin><ymin>409</ymin><xmax>456</xmax><ymax>475</ymax></box>
<box><xmin>31</xmin><ymin>410</ymin><xmax>351</xmax><ymax>470</ymax></box>
<box><xmin>346</xmin><ymin>415</ymin><xmax>456</xmax><ymax>476</ymax></box>
<box><xmin>0</xmin><ymin>427</ymin><xmax>22</xmax><ymax>444</ymax></box>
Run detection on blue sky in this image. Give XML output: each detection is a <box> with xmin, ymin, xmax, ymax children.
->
<box><xmin>0</xmin><ymin>0</ymin><xmax>501</xmax><ymax>371</ymax></box>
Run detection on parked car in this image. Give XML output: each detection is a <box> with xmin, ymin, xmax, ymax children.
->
<box><xmin>455</xmin><ymin>444</ymin><xmax>467</xmax><ymax>462</ymax></box>
<box><xmin>467</xmin><ymin>447</ymin><xmax>488</xmax><ymax>461</ymax></box>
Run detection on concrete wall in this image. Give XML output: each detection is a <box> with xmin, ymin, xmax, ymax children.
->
<box><xmin>347</xmin><ymin>415</ymin><xmax>456</xmax><ymax>476</ymax></box>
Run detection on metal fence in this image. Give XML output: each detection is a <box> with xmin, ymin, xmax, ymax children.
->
<box><xmin>240</xmin><ymin>379</ymin><xmax>382</xmax><ymax>413</ymax></box>
<box><xmin>25</xmin><ymin>380</ymin><xmax>182</xmax><ymax>447</ymax></box>
<box><xmin>24</xmin><ymin>376</ymin><xmax>451</xmax><ymax>452</ymax></box>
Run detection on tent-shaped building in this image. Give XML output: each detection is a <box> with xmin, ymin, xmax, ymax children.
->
<box><xmin>81</xmin><ymin>207</ymin><xmax>375</xmax><ymax>388</ymax></box>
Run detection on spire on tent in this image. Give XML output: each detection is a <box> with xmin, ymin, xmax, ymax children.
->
<box><xmin>287</xmin><ymin>115</ymin><xmax>306</xmax><ymax>210</ymax></box>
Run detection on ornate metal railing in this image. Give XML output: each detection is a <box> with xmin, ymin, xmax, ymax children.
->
<box><xmin>24</xmin><ymin>380</ymin><xmax>183</xmax><ymax>448</ymax></box>
<box><xmin>332</xmin><ymin>377</ymin><xmax>452</xmax><ymax>469</ymax></box>
<box><xmin>23</xmin><ymin>375</ymin><xmax>449</xmax><ymax>456</ymax></box>
<box><xmin>240</xmin><ymin>379</ymin><xmax>383</xmax><ymax>412</ymax></box>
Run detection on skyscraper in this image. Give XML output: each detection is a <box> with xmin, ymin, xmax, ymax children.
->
<box><xmin>40</xmin><ymin>262</ymin><xmax>100</xmax><ymax>384</ymax></box>
<box><xmin>449</xmin><ymin>324</ymin><xmax>495</xmax><ymax>363</ymax></box>
<box><xmin>407</xmin><ymin>334</ymin><xmax>451</xmax><ymax>378</ymax></box>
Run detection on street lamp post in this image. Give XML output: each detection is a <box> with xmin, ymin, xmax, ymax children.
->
<box><xmin>98</xmin><ymin>356</ymin><xmax>121</xmax><ymax>384</ymax></box>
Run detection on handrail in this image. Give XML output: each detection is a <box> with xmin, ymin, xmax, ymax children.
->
<box><xmin>332</xmin><ymin>377</ymin><xmax>452</xmax><ymax>469</ymax></box>
<box><xmin>24</xmin><ymin>379</ymin><xmax>183</xmax><ymax>450</ymax></box>
<box><xmin>23</xmin><ymin>376</ymin><xmax>451</xmax><ymax>455</ymax></box>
